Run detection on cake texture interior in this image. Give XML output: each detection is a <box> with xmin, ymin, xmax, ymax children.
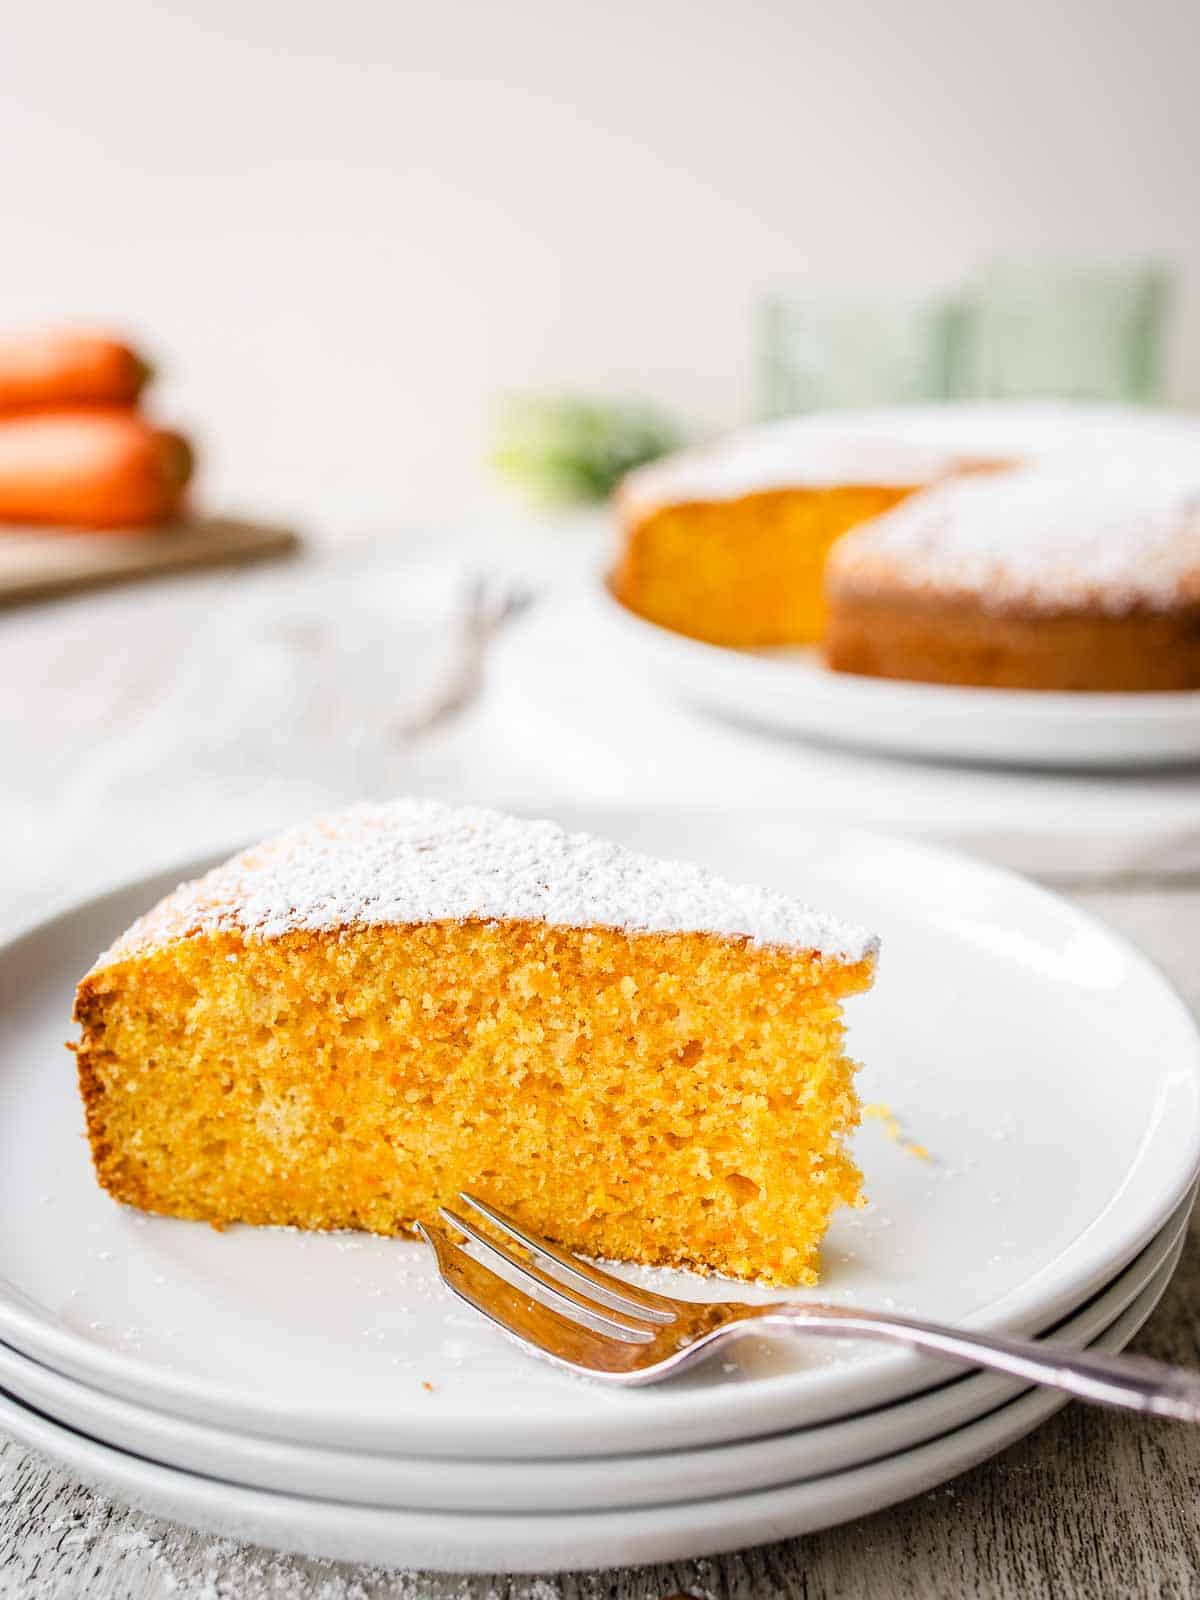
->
<box><xmin>611</xmin><ymin>483</ymin><xmax>916</xmax><ymax>647</ymax></box>
<box><xmin>72</xmin><ymin>802</ymin><xmax>877</xmax><ymax>1285</ymax></box>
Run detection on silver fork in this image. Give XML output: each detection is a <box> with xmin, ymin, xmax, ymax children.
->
<box><xmin>419</xmin><ymin>1194</ymin><xmax>1200</xmax><ymax>1421</ymax></box>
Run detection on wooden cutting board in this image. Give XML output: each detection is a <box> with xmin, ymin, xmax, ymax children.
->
<box><xmin>0</xmin><ymin>515</ymin><xmax>300</xmax><ymax>607</ymax></box>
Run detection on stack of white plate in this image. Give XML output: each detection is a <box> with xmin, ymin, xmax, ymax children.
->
<box><xmin>1</xmin><ymin>812</ymin><xmax>1197</xmax><ymax>1573</ymax></box>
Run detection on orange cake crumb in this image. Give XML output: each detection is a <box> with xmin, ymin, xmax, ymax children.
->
<box><xmin>862</xmin><ymin>1102</ymin><xmax>934</xmax><ymax>1164</ymax></box>
<box><xmin>612</xmin><ymin>484</ymin><xmax>916</xmax><ymax>647</ymax></box>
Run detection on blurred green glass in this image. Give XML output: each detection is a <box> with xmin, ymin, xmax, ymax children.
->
<box><xmin>959</xmin><ymin>261</ymin><xmax>1170</xmax><ymax>403</ymax></box>
<box><xmin>758</xmin><ymin>264</ymin><xmax>1170</xmax><ymax>418</ymax></box>
<box><xmin>757</xmin><ymin>293</ymin><xmax>968</xmax><ymax>419</ymax></box>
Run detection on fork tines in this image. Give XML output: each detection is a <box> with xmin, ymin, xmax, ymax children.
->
<box><xmin>417</xmin><ymin>1192</ymin><xmax>680</xmax><ymax>1378</ymax></box>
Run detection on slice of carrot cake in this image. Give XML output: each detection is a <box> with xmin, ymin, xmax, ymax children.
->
<box><xmin>72</xmin><ymin>800</ymin><xmax>878</xmax><ymax>1284</ymax></box>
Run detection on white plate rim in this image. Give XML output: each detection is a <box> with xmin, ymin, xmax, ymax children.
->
<box><xmin>589</xmin><ymin>579</ymin><xmax>1200</xmax><ymax>768</ymax></box>
<box><xmin>3</xmin><ymin>829</ymin><xmax>1199</xmax><ymax>1454</ymax></box>
<box><xmin>593</xmin><ymin>578</ymin><xmax>1200</xmax><ymax>720</ymax></box>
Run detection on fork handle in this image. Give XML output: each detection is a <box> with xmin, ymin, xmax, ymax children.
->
<box><xmin>768</xmin><ymin>1304</ymin><xmax>1200</xmax><ymax>1422</ymax></box>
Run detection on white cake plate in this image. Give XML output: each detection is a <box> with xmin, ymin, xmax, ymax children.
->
<box><xmin>0</xmin><ymin>1231</ymin><xmax>1181</xmax><ymax>1573</ymax></box>
<box><xmin>1</xmin><ymin>815</ymin><xmax>1197</xmax><ymax>1457</ymax></box>
<box><xmin>589</xmin><ymin>581</ymin><xmax>1200</xmax><ymax>769</ymax></box>
<box><xmin>0</xmin><ymin>1188</ymin><xmax>1188</xmax><ymax>1514</ymax></box>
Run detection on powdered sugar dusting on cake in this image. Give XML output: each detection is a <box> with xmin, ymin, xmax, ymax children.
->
<box><xmin>622</xmin><ymin>421</ymin><xmax>977</xmax><ymax>510</ymax></box>
<box><xmin>620</xmin><ymin>404</ymin><xmax>1200</xmax><ymax>515</ymax></box>
<box><xmin>827</xmin><ymin>463</ymin><xmax>1200</xmax><ymax>614</ymax></box>
<box><xmin>95</xmin><ymin>800</ymin><xmax>878</xmax><ymax>968</ymax></box>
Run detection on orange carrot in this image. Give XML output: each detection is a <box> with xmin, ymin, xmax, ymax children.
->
<box><xmin>0</xmin><ymin>330</ymin><xmax>152</xmax><ymax>415</ymax></box>
<box><xmin>0</xmin><ymin>409</ymin><xmax>193</xmax><ymax>529</ymax></box>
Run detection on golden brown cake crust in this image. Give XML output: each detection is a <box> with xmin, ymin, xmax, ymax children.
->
<box><xmin>823</xmin><ymin>467</ymin><xmax>1200</xmax><ymax>691</ymax></box>
<box><xmin>823</xmin><ymin>587</ymin><xmax>1200</xmax><ymax>691</ymax></box>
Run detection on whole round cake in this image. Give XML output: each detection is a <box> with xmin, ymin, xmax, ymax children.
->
<box><xmin>823</xmin><ymin>465</ymin><xmax>1200</xmax><ymax>691</ymax></box>
<box><xmin>611</xmin><ymin>406</ymin><xmax>1200</xmax><ymax>690</ymax></box>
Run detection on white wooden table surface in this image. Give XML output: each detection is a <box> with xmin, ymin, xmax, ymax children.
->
<box><xmin>3</xmin><ymin>542</ymin><xmax>1199</xmax><ymax>1598</ymax></box>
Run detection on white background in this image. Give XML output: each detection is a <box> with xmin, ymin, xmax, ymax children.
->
<box><xmin>4</xmin><ymin>0</ymin><xmax>1198</xmax><ymax>532</ymax></box>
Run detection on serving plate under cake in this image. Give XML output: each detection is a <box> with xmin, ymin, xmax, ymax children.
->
<box><xmin>590</xmin><ymin>580</ymin><xmax>1200</xmax><ymax>768</ymax></box>
<box><xmin>0</xmin><ymin>1186</ymin><xmax>1188</xmax><ymax>1515</ymax></box>
<box><xmin>0</xmin><ymin>813</ymin><xmax>1197</xmax><ymax>1459</ymax></box>
<box><xmin>0</xmin><ymin>1234</ymin><xmax>1181</xmax><ymax>1571</ymax></box>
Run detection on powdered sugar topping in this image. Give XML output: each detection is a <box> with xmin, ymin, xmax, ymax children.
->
<box><xmin>619</xmin><ymin>403</ymin><xmax>1200</xmax><ymax>515</ymax></box>
<box><xmin>827</xmin><ymin>462</ymin><xmax>1200</xmax><ymax>613</ymax></box>
<box><xmin>621</xmin><ymin>421</ymin><xmax>977</xmax><ymax>510</ymax></box>
<box><xmin>95</xmin><ymin>800</ymin><xmax>878</xmax><ymax>967</ymax></box>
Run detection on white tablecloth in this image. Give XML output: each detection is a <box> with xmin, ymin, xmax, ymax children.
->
<box><xmin>3</xmin><ymin>548</ymin><xmax>491</xmax><ymax>932</ymax></box>
<box><xmin>8</xmin><ymin>531</ymin><xmax>1200</xmax><ymax>944</ymax></box>
<box><xmin>482</xmin><ymin>595</ymin><xmax>1200</xmax><ymax>883</ymax></box>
